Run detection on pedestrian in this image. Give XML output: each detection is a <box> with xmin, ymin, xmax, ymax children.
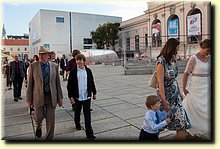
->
<box><xmin>60</xmin><ymin>54</ymin><xmax>68</xmax><ymax>81</ymax></box>
<box><xmin>49</xmin><ymin>51</ymin><xmax>58</xmax><ymax>64</ymax></box>
<box><xmin>26</xmin><ymin>46</ymin><xmax>63</xmax><ymax>140</ymax></box>
<box><xmin>66</xmin><ymin>49</ymin><xmax>81</xmax><ymax>111</ymax></box>
<box><xmin>24</xmin><ymin>57</ymin><xmax>30</xmax><ymax>87</ymax></box>
<box><xmin>10</xmin><ymin>54</ymin><xmax>26</xmax><ymax>102</ymax></box>
<box><xmin>67</xmin><ymin>54</ymin><xmax>97</xmax><ymax>140</ymax></box>
<box><xmin>4</xmin><ymin>59</ymin><xmax>12</xmax><ymax>90</ymax></box>
<box><xmin>156</xmin><ymin>38</ymin><xmax>191</xmax><ymax>140</ymax></box>
<box><xmin>33</xmin><ymin>55</ymin><xmax>39</xmax><ymax>62</ymax></box>
<box><xmin>182</xmin><ymin>39</ymin><xmax>211</xmax><ymax>136</ymax></box>
<box><xmin>139</xmin><ymin>95</ymin><xmax>170</xmax><ymax>141</ymax></box>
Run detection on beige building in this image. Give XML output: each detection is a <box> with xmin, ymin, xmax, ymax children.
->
<box><xmin>118</xmin><ymin>1</ymin><xmax>211</xmax><ymax>59</ymax></box>
<box><xmin>1</xmin><ymin>39</ymin><xmax>29</xmax><ymax>60</ymax></box>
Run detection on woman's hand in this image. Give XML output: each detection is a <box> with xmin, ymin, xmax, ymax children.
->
<box><xmin>183</xmin><ymin>88</ymin><xmax>189</xmax><ymax>96</ymax></box>
<box><xmin>161</xmin><ymin>100</ymin><xmax>170</xmax><ymax>112</ymax></box>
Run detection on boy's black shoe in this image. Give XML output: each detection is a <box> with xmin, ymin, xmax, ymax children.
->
<box><xmin>14</xmin><ymin>98</ymin><xmax>18</xmax><ymax>102</ymax></box>
<box><xmin>87</xmin><ymin>135</ymin><xmax>96</xmax><ymax>140</ymax></box>
<box><xmin>76</xmin><ymin>125</ymin><xmax>82</xmax><ymax>130</ymax></box>
<box><xmin>36</xmin><ymin>127</ymin><xmax>42</xmax><ymax>138</ymax></box>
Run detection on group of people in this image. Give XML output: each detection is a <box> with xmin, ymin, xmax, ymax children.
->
<box><xmin>26</xmin><ymin>46</ymin><xmax>96</xmax><ymax>140</ymax></box>
<box><xmin>139</xmin><ymin>38</ymin><xmax>211</xmax><ymax>141</ymax></box>
<box><xmin>5</xmin><ymin>38</ymin><xmax>211</xmax><ymax>141</ymax></box>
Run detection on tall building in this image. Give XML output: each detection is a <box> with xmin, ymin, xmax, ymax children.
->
<box><xmin>29</xmin><ymin>9</ymin><xmax>122</xmax><ymax>57</ymax></box>
<box><xmin>118</xmin><ymin>1</ymin><xmax>211</xmax><ymax>59</ymax></box>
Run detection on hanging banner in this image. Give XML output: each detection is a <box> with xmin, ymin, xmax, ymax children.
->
<box><xmin>187</xmin><ymin>13</ymin><xmax>201</xmax><ymax>35</ymax></box>
<box><xmin>168</xmin><ymin>19</ymin><xmax>178</xmax><ymax>38</ymax></box>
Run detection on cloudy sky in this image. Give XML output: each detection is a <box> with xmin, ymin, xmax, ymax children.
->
<box><xmin>2</xmin><ymin>0</ymin><xmax>148</xmax><ymax>35</ymax></box>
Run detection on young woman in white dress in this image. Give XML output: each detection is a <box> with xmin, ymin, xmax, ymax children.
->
<box><xmin>182</xmin><ymin>39</ymin><xmax>211</xmax><ymax>137</ymax></box>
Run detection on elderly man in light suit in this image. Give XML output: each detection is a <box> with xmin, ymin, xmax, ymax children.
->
<box><xmin>26</xmin><ymin>46</ymin><xmax>63</xmax><ymax>140</ymax></box>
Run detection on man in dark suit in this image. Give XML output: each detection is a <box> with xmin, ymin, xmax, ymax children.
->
<box><xmin>60</xmin><ymin>54</ymin><xmax>68</xmax><ymax>81</ymax></box>
<box><xmin>10</xmin><ymin>54</ymin><xmax>26</xmax><ymax>101</ymax></box>
<box><xmin>67</xmin><ymin>54</ymin><xmax>97</xmax><ymax>140</ymax></box>
<box><xmin>26</xmin><ymin>46</ymin><xmax>63</xmax><ymax>140</ymax></box>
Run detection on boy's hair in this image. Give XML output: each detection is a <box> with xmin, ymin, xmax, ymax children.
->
<box><xmin>145</xmin><ymin>95</ymin><xmax>161</xmax><ymax>109</ymax></box>
<box><xmin>76</xmin><ymin>54</ymin><xmax>86</xmax><ymax>62</ymax></box>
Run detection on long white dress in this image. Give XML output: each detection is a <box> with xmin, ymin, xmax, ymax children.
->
<box><xmin>183</xmin><ymin>55</ymin><xmax>211</xmax><ymax>134</ymax></box>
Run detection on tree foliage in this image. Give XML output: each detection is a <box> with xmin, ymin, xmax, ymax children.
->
<box><xmin>91</xmin><ymin>22</ymin><xmax>120</xmax><ymax>50</ymax></box>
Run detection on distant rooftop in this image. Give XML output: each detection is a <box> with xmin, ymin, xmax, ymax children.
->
<box><xmin>2</xmin><ymin>39</ymin><xmax>29</xmax><ymax>45</ymax></box>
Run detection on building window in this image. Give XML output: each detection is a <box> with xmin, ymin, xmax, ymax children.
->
<box><xmin>145</xmin><ymin>34</ymin><xmax>148</xmax><ymax>48</ymax></box>
<box><xmin>126</xmin><ymin>38</ymin><xmax>130</xmax><ymax>51</ymax></box>
<box><xmin>18</xmin><ymin>48</ymin><xmax>20</xmax><ymax>51</ymax></box>
<box><xmin>24</xmin><ymin>47</ymin><xmax>27</xmax><ymax>51</ymax></box>
<box><xmin>10</xmin><ymin>48</ymin><xmax>13</xmax><ymax>51</ymax></box>
<box><xmin>119</xmin><ymin>38</ymin><xmax>122</xmax><ymax>49</ymax></box>
<box><xmin>167</xmin><ymin>15</ymin><xmax>179</xmax><ymax>40</ymax></box>
<box><xmin>135</xmin><ymin>35</ymin><xmax>139</xmax><ymax>50</ymax></box>
<box><xmin>83</xmin><ymin>38</ymin><xmax>93</xmax><ymax>44</ymax></box>
<box><xmin>152</xmin><ymin>20</ymin><xmax>162</xmax><ymax>47</ymax></box>
<box><xmin>84</xmin><ymin>46</ymin><xmax>92</xmax><ymax>49</ymax></box>
<box><xmin>56</xmin><ymin>17</ymin><xmax>64</xmax><ymax>23</ymax></box>
<box><xmin>187</xmin><ymin>9</ymin><xmax>202</xmax><ymax>44</ymax></box>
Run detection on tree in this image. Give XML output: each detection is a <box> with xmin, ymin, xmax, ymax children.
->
<box><xmin>91</xmin><ymin>22</ymin><xmax>120</xmax><ymax>50</ymax></box>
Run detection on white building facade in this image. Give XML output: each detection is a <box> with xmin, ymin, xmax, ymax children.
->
<box><xmin>29</xmin><ymin>9</ymin><xmax>122</xmax><ymax>57</ymax></box>
<box><xmin>118</xmin><ymin>1</ymin><xmax>211</xmax><ymax>59</ymax></box>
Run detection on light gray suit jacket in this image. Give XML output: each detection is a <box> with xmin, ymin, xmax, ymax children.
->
<box><xmin>26</xmin><ymin>61</ymin><xmax>63</xmax><ymax>107</ymax></box>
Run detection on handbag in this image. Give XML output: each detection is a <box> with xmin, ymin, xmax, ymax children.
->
<box><xmin>148</xmin><ymin>71</ymin><xmax>157</xmax><ymax>89</ymax></box>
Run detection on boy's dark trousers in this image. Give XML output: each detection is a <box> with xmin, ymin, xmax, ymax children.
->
<box><xmin>139</xmin><ymin>129</ymin><xmax>159</xmax><ymax>141</ymax></box>
<box><xmin>74</xmin><ymin>98</ymin><xmax>94</xmax><ymax>137</ymax></box>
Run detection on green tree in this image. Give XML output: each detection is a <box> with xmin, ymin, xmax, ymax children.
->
<box><xmin>91</xmin><ymin>22</ymin><xmax>120</xmax><ymax>50</ymax></box>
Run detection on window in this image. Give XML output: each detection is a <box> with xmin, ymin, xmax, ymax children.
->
<box><xmin>135</xmin><ymin>35</ymin><xmax>139</xmax><ymax>50</ymax></box>
<box><xmin>24</xmin><ymin>47</ymin><xmax>27</xmax><ymax>51</ymax></box>
<box><xmin>145</xmin><ymin>34</ymin><xmax>148</xmax><ymax>48</ymax></box>
<box><xmin>18</xmin><ymin>48</ymin><xmax>20</xmax><ymax>51</ymax></box>
<box><xmin>119</xmin><ymin>38</ymin><xmax>122</xmax><ymax>49</ymax></box>
<box><xmin>56</xmin><ymin>17</ymin><xmax>64</xmax><ymax>23</ymax></box>
<box><xmin>126</xmin><ymin>38</ymin><xmax>130</xmax><ymax>51</ymax></box>
<box><xmin>10</xmin><ymin>48</ymin><xmax>13</xmax><ymax>51</ymax></box>
<box><xmin>84</xmin><ymin>46</ymin><xmax>92</xmax><ymax>49</ymax></box>
<box><xmin>83</xmin><ymin>38</ymin><xmax>93</xmax><ymax>44</ymax></box>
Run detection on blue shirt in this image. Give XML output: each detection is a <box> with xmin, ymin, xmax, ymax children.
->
<box><xmin>141</xmin><ymin>109</ymin><xmax>168</xmax><ymax>134</ymax></box>
<box><xmin>41</xmin><ymin>61</ymin><xmax>50</xmax><ymax>79</ymax></box>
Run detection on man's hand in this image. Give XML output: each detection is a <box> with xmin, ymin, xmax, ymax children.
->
<box><xmin>70</xmin><ymin>98</ymin><xmax>75</xmax><ymax>104</ymax></box>
<box><xmin>58</xmin><ymin>99</ymin><xmax>63</xmax><ymax>107</ymax></box>
<box><xmin>92</xmin><ymin>95</ymin><xmax>96</xmax><ymax>100</ymax></box>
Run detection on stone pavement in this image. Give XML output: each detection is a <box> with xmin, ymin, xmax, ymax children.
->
<box><xmin>1</xmin><ymin>64</ymin><xmax>211</xmax><ymax>141</ymax></box>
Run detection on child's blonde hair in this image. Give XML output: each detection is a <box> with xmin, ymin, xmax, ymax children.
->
<box><xmin>145</xmin><ymin>95</ymin><xmax>160</xmax><ymax>109</ymax></box>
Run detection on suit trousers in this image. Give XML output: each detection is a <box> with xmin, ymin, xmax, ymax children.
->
<box><xmin>12</xmin><ymin>74</ymin><xmax>23</xmax><ymax>98</ymax></box>
<box><xmin>34</xmin><ymin>93</ymin><xmax>56</xmax><ymax>140</ymax></box>
<box><xmin>74</xmin><ymin>99</ymin><xmax>94</xmax><ymax>136</ymax></box>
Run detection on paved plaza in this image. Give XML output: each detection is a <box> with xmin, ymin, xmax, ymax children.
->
<box><xmin>1</xmin><ymin>64</ymin><xmax>210</xmax><ymax>141</ymax></box>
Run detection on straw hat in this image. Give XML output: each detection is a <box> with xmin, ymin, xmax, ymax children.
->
<box><xmin>39</xmin><ymin>46</ymin><xmax>49</xmax><ymax>54</ymax></box>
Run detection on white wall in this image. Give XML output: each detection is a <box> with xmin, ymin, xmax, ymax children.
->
<box><xmin>29</xmin><ymin>9</ymin><xmax>122</xmax><ymax>58</ymax></box>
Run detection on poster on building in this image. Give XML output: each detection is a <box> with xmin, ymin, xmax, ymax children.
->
<box><xmin>43</xmin><ymin>43</ymin><xmax>50</xmax><ymax>49</ymax></box>
<box><xmin>152</xmin><ymin>22</ymin><xmax>161</xmax><ymax>34</ymax></box>
<box><xmin>187</xmin><ymin>13</ymin><xmax>201</xmax><ymax>35</ymax></box>
<box><xmin>168</xmin><ymin>19</ymin><xmax>178</xmax><ymax>38</ymax></box>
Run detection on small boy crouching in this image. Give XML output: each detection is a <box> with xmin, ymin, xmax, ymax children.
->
<box><xmin>139</xmin><ymin>95</ymin><xmax>170</xmax><ymax>141</ymax></box>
